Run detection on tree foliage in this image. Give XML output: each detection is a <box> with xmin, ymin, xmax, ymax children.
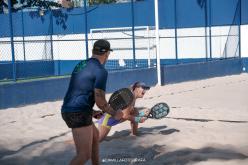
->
<box><xmin>0</xmin><ymin>0</ymin><xmax>119</xmax><ymax>12</ymax></box>
<box><xmin>88</xmin><ymin>0</ymin><xmax>116</xmax><ymax>5</ymax></box>
<box><xmin>0</xmin><ymin>0</ymin><xmax>62</xmax><ymax>13</ymax></box>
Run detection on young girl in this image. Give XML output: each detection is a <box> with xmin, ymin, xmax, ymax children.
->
<box><xmin>98</xmin><ymin>82</ymin><xmax>151</xmax><ymax>142</ymax></box>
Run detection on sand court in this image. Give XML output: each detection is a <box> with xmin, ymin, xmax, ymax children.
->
<box><xmin>0</xmin><ymin>74</ymin><xmax>248</xmax><ymax>165</ymax></box>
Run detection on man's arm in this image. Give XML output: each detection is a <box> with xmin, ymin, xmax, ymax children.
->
<box><xmin>122</xmin><ymin>108</ymin><xmax>147</xmax><ymax>123</ymax></box>
<box><xmin>94</xmin><ymin>88</ymin><xmax>116</xmax><ymax>116</ymax></box>
<box><xmin>130</xmin><ymin>107</ymin><xmax>139</xmax><ymax>116</ymax></box>
<box><xmin>122</xmin><ymin>111</ymin><xmax>136</xmax><ymax>123</ymax></box>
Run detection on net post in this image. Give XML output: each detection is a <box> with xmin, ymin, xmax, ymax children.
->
<box><xmin>154</xmin><ymin>0</ymin><xmax>162</xmax><ymax>86</ymax></box>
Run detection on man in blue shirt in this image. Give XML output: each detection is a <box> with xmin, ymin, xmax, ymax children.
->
<box><xmin>61</xmin><ymin>39</ymin><xmax>123</xmax><ymax>165</ymax></box>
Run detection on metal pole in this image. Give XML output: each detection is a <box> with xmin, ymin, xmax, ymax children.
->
<box><xmin>8</xmin><ymin>0</ymin><xmax>16</xmax><ymax>81</ymax></box>
<box><xmin>147</xmin><ymin>26</ymin><xmax>151</xmax><ymax>67</ymax></box>
<box><xmin>84</xmin><ymin>0</ymin><xmax>89</xmax><ymax>59</ymax></box>
<box><xmin>131</xmin><ymin>0</ymin><xmax>136</xmax><ymax>67</ymax></box>
<box><xmin>21</xmin><ymin>9</ymin><xmax>26</xmax><ymax>61</ymax></box>
<box><xmin>154</xmin><ymin>0</ymin><xmax>161</xmax><ymax>85</ymax></box>
<box><xmin>209</xmin><ymin>0</ymin><xmax>212</xmax><ymax>60</ymax></box>
<box><xmin>238</xmin><ymin>0</ymin><xmax>241</xmax><ymax>58</ymax></box>
<box><xmin>174</xmin><ymin>0</ymin><xmax>178</xmax><ymax>64</ymax></box>
<box><xmin>204</xmin><ymin>0</ymin><xmax>208</xmax><ymax>61</ymax></box>
<box><xmin>50</xmin><ymin>10</ymin><xmax>54</xmax><ymax>60</ymax></box>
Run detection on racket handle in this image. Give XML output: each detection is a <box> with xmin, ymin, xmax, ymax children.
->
<box><xmin>135</xmin><ymin>116</ymin><xmax>141</xmax><ymax>123</ymax></box>
<box><xmin>134</xmin><ymin>116</ymin><xmax>147</xmax><ymax>123</ymax></box>
<box><xmin>138</xmin><ymin>111</ymin><xmax>145</xmax><ymax>117</ymax></box>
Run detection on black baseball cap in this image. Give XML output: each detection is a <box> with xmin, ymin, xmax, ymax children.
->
<box><xmin>132</xmin><ymin>81</ymin><xmax>150</xmax><ymax>90</ymax></box>
<box><xmin>93</xmin><ymin>39</ymin><xmax>113</xmax><ymax>54</ymax></box>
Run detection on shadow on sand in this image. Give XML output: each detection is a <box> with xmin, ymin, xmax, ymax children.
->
<box><xmin>0</xmin><ymin>125</ymin><xmax>247</xmax><ymax>165</ymax></box>
<box><xmin>153</xmin><ymin>147</ymin><xmax>248</xmax><ymax>165</ymax></box>
<box><xmin>104</xmin><ymin>125</ymin><xmax>179</xmax><ymax>141</ymax></box>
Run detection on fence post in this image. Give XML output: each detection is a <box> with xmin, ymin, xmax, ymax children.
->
<box><xmin>131</xmin><ymin>0</ymin><xmax>136</xmax><ymax>67</ymax></box>
<box><xmin>84</xmin><ymin>0</ymin><xmax>89</xmax><ymax>59</ymax></box>
<box><xmin>204</xmin><ymin>0</ymin><xmax>208</xmax><ymax>61</ymax></box>
<box><xmin>50</xmin><ymin>10</ymin><xmax>54</xmax><ymax>60</ymax></box>
<box><xmin>8</xmin><ymin>0</ymin><xmax>16</xmax><ymax>81</ymax></box>
<box><xmin>208</xmin><ymin>0</ymin><xmax>212</xmax><ymax>60</ymax></box>
<box><xmin>21</xmin><ymin>9</ymin><xmax>26</xmax><ymax>61</ymax></box>
<box><xmin>238</xmin><ymin>0</ymin><xmax>241</xmax><ymax>58</ymax></box>
<box><xmin>174</xmin><ymin>0</ymin><xmax>178</xmax><ymax>64</ymax></box>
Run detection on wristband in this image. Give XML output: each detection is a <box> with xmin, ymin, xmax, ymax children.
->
<box><xmin>134</xmin><ymin>116</ymin><xmax>141</xmax><ymax>123</ymax></box>
<box><xmin>138</xmin><ymin>111</ymin><xmax>145</xmax><ymax>117</ymax></box>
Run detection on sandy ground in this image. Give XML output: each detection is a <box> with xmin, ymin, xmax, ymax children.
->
<box><xmin>0</xmin><ymin>74</ymin><xmax>248</xmax><ymax>165</ymax></box>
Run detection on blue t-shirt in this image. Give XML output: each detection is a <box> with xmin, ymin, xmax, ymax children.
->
<box><xmin>61</xmin><ymin>58</ymin><xmax>108</xmax><ymax>113</ymax></box>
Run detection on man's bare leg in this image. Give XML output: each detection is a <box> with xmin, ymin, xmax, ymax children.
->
<box><xmin>91</xmin><ymin>124</ymin><xmax>100</xmax><ymax>165</ymax></box>
<box><xmin>69</xmin><ymin>125</ymin><xmax>93</xmax><ymax>165</ymax></box>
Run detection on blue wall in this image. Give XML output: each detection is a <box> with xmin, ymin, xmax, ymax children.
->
<box><xmin>242</xmin><ymin>57</ymin><xmax>248</xmax><ymax>72</ymax></box>
<box><xmin>1</xmin><ymin>0</ymin><xmax>248</xmax><ymax>37</ymax></box>
<box><xmin>0</xmin><ymin>61</ymin><xmax>55</xmax><ymax>80</ymax></box>
<box><xmin>1</xmin><ymin>58</ymin><xmax>245</xmax><ymax>81</ymax></box>
<box><xmin>0</xmin><ymin>77</ymin><xmax>70</xmax><ymax>109</ymax></box>
<box><xmin>241</xmin><ymin>0</ymin><xmax>248</xmax><ymax>24</ymax></box>
<box><xmin>0</xmin><ymin>68</ymin><xmax>157</xmax><ymax>109</ymax></box>
<box><xmin>161</xmin><ymin>58</ymin><xmax>243</xmax><ymax>84</ymax></box>
<box><xmin>211</xmin><ymin>0</ymin><xmax>240</xmax><ymax>26</ymax></box>
<box><xmin>0</xmin><ymin>63</ymin><xmax>12</xmax><ymax>80</ymax></box>
<box><xmin>1</xmin><ymin>58</ymin><xmax>246</xmax><ymax>109</ymax></box>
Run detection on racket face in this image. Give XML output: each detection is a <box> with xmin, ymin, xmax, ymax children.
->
<box><xmin>108</xmin><ymin>88</ymin><xmax>134</xmax><ymax>111</ymax></box>
<box><xmin>149</xmin><ymin>102</ymin><xmax>170</xmax><ymax>119</ymax></box>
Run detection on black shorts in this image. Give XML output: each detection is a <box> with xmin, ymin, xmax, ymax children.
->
<box><xmin>62</xmin><ymin>111</ymin><xmax>93</xmax><ymax>128</ymax></box>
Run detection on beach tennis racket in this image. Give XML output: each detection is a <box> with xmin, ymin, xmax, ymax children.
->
<box><xmin>108</xmin><ymin>88</ymin><xmax>134</xmax><ymax>111</ymax></box>
<box><xmin>147</xmin><ymin>102</ymin><xmax>170</xmax><ymax>119</ymax></box>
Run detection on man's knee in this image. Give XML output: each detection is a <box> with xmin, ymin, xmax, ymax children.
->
<box><xmin>77</xmin><ymin>151</ymin><xmax>92</xmax><ymax>161</ymax></box>
<box><xmin>94</xmin><ymin>129</ymin><xmax>99</xmax><ymax>138</ymax></box>
<box><xmin>98</xmin><ymin>134</ymin><xmax>104</xmax><ymax>142</ymax></box>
